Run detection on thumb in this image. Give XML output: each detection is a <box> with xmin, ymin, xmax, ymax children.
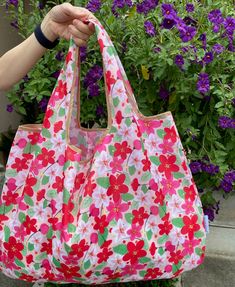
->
<box><xmin>62</xmin><ymin>3</ymin><xmax>94</xmax><ymax>21</ymax></box>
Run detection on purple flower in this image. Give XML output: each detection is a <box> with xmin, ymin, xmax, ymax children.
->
<box><xmin>199</xmin><ymin>33</ymin><xmax>207</xmax><ymax>50</ymax></box>
<box><xmin>218</xmin><ymin>116</ymin><xmax>232</xmax><ymax>129</ymax></box>
<box><xmin>51</xmin><ymin>70</ymin><xmax>60</xmax><ymax>79</ymax></box>
<box><xmin>153</xmin><ymin>47</ymin><xmax>161</xmax><ymax>53</ymax></box>
<box><xmin>203</xmin><ymin>207</ymin><xmax>215</xmax><ymax>221</ymax></box>
<box><xmin>6</xmin><ymin>104</ymin><xmax>13</xmax><ymax>113</ymax></box>
<box><xmin>162</xmin><ymin>18</ymin><xmax>176</xmax><ymax>29</ymax></box>
<box><xmin>232</xmin><ymin>98</ymin><xmax>235</xmax><ymax>107</ymax></box>
<box><xmin>55</xmin><ymin>51</ymin><xmax>64</xmax><ymax>61</ymax></box>
<box><xmin>220</xmin><ymin>179</ymin><xmax>233</xmax><ymax>193</ymax></box>
<box><xmin>174</xmin><ymin>54</ymin><xmax>184</xmax><ymax>68</ymax></box>
<box><xmin>86</xmin><ymin>0</ymin><xmax>102</xmax><ymax>13</ymax></box>
<box><xmin>202</xmin><ymin>52</ymin><xmax>214</xmax><ymax>64</ymax></box>
<box><xmin>186</xmin><ymin>3</ymin><xmax>194</xmax><ymax>13</ymax></box>
<box><xmin>223</xmin><ymin>17</ymin><xmax>235</xmax><ymax>35</ymax></box>
<box><xmin>161</xmin><ymin>3</ymin><xmax>177</xmax><ymax>20</ymax></box>
<box><xmin>212</xmin><ymin>43</ymin><xmax>225</xmax><ymax>54</ymax></box>
<box><xmin>197</xmin><ymin>73</ymin><xmax>210</xmax><ymax>94</ymax></box>
<box><xmin>208</xmin><ymin>9</ymin><xmax>223</xmax><ymax>25</ymax></box>
<box><xmin>23</xmin><ymin>75</ymin><xmax>29</xmax><ymax>82</ymax></box>
<box><xmin>38</xmin><ymin>2</ymin><xmax>44</xmax><ymax>9</ymax></box>
<box><xmin>183</xmin><ymin>17</ymin><xmax>197</xmax><ymax>27</ymax></box>
<box><xmin>39</xmin><ymin>98</ymin><xmax>49</xmax><ymax>112</ymax></box>
<box><xmin>10</xmin><ymin>20</ymin><xmax>18</xmax><ymax>29</ymax></box>
<box><xmin>80</xmin><ymin>46</ymin><xmax>87</xmax><ymax>63</ymax></box>
<box><xmin>144</xmin><ymin>20</ymin><xmax>156</xmax><ymax>37</ymax></box>
<box><xmin>179</xmin><ymin>26</ymin><xmax>197</xmax><ymax>42</ymax></box>
<box><xmin>212</xmin><ymin>25</ymin><xmax>220</xmax><ymax>33</ymax></box>
<box><xmin>224</xmin><ymin>170</ymin><xmax>235</xmax><ymax>183</ymax></box>
<box><xmin>8</xmin><ymin>0</ymin><xmax>18</xmax><ymax>7</ymax></box>
<box><xmin>88</xmin><ymin>83</ymin><xmax>100</xmax><ymax>97</ymax></box>
<box><xmin>189</xmin><ymin>161</ymin><xmax>201</xmax><ymax>174</ymax></box>
<box><xmin>96</xmin><ymin>105</ymin><xmax>104</xmax><ymax>117</ymax></box>
<box><xmin>112</xmin><ymin>0</ymin><xmax>133</xmax><ymax>16</ymax></box>
<box><xmin>84</xmin><ymin>65</ymin><xmax>103</xmax><ymax>87</ymax></box>
<box><xmin>159</xmin><ymin>86</ymin><xmax>169</xmax><ymax>100</ymax></box>
<box><xmin>137</xmin><ymin>0</ymin><xmax>158</xmax><ymax>15</ymax></box>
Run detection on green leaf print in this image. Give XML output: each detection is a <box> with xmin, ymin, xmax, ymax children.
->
<box><xmin>172</xmin><ymin>218</ymin><xmax>184</xmax><ymax>228</ymax></box>
<box><xmin>149</xmin><ymin>156</ymin><xmax>160</xmax><ymax>166</ymax></box>
<box><xmin>4</xmin><ymin>226</ymin><xmax>10</xmax><ymax>242</ymax></box>
<box><xmin>97</xmin><ymin>177</ymin><xmax>110</xmax><ymax>188</ymax></box>
<box><xmin>113</xmin><ymin>244</ymin><xmax>127</xmax><ymax>255</ymax></box>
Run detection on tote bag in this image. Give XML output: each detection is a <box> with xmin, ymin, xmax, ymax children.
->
<box><xmin>0</xmin><ymin>19</ymin><xmax>206</xmax><ymax>284</ymax></box>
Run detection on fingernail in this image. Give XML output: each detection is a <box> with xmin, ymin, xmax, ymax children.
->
<box><xmin>83</xmin><ymin>19</ymin><xmax>89</xmax><ymax>25</ymax></box>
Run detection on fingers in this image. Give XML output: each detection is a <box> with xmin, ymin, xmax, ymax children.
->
<box><xmin>68</xmin><ymin>19</ymin><xmax>95</xmax><ymax>47</ymax></box>
<box><xmin>61</xmin><ymin>3</ymin><xmax>96</xmax><ymax>22</ymax></box>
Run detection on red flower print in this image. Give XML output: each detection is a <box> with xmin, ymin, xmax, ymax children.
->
<box><xmin>55</xmin><ymin>80</ymin><xmax>67</xmax><ymax>99</ymax></box>
<box><xmin>158</xmin><ymin>155</ymin><xmax>179</xmax><ymax>178</ymax></box>
<box><xmin>62</xmin><ymin>201</ymin><xmax>75</xmax><ymax>225</ymax></box>
<box><xmin>144</xmin><ymin>267</ymin><xmax>163</xmax><ymax>279</ymax></box>
<box><xmin>56</xmin><ymin>263</ymin><xmax>81</xmax><ymax>279</ymax></box>
<box><xmin>2</xmin><ymin>191</ymin><xmax>18</xmax><ymax>206</ymax></box>
<box><xmin>26</xmin><ymin>254</ymin><xmax>34</xmax><ymax>264</ymax></box>
<box><xmin>164</xmin><ymin>126</ymin><xmax>177</xmax><ymax>143</ymax></box>
<box><xmin>131</xmin><ymin>178</ymin><xmax>139</xmax><ymax>191</ymax></box>
<box><xmin>0</xmin><ymin>214</ymin><xmax>8</xmax><ymax>230</ymax></box>
<box><xmin>84</xmin><ymin>181</ymin><xmax>96</xmax><ymax>196</ymax></box>
<box><xmin>94</xmin><ymin>215</ymin><xmax>109</xmax><ymax>234</ymax></box>
<box><xmin>52</xmin><ymin>176</ymin><xmax>64</xmax><ymax>193</ymax></box>
<box><xmin>37</xmin><ymin>148</ymin><xmax>55</xmax><ymax>167</ymax></box>
<box><xmin>158</xmin><ymin>213</ymin><xmax>173</xmax><ymax>235</ymax></box>
<box><xmin>98</xmin><ymin>38</ymin><xmax>105</xmax><ymax>52</ymax></box>
<box><xmin>154</xmin><ymin>190</ymin><xmax>165</xmax><ymax>206</ymax></box>
<box><xmin>43</xmin><ymin>108</ymin><xmax>54</xmax><ymax>129</ymax></box>
<box><xmin>132</xmin><ymin>207</ymin><xmax>149</xmax><ymax>226</ymax></box>
<box><xmin>184</xmin><ymin>184</ymin><xmax>197</xmax><ymax>202</ymax></box>
<box><xmin>181</xmin><ymin>215</ymin><xmax>200</xmax><ymax>239</ymax></box>
<box><xmin>40</xmin><ymin>239</ymin><xmax>52</xmax><ymax>255</ymax></box>
<box><xmin>97</xmin><ymin>247</ymin><xmax>113</xmax><ymax>263</ymax></box>
<box><xmin>106</xmin><ymin>70</ymin><xmax>116</xmax><ymax>92</ymax></box>
<box><xmin>107</xmin><ymin>174</ymin><xmax>128</xmax><ymax>202</ymax></box>
<box><xmin>3</xmin><ymin>236</ymin><xmax>24</xmax><ymax>260</ymax></box>
<box><xmin>150</xmin><ymin>242</ymin><xmax>157</xmax><ymax>256</ymax></box>
<box><xmin>107</xmin><ymin>200</ymin><xmax>129</xmax><ymax>221</ymax></box>
<box><xmin>66</xmin><ymin>51</ymin><xmax>72</xmax><ymax>64</ymax></box>
<box><xmin>169</xmin><ymin>250</ymin><xmax>183</xmax><ymax>265</ymax></box>
<box><xmin>23</xmin><ymin>215</ymin><xmax>37</xmax><ymax>235</ymax></box>
<box><xmin>74</xmin><ymin>172</ymin><xmax>85</xmax><ymax>190</ymax></box>
<box><xmin>115</xmin><ymin>110</ymin><xmax>123</xmax><ymax>124</ymax></box>
<box><xmin>114</xmin><ymin>141</ymin><xmax>132</xmax><ymax>160</ymax></box>
<box><xmin>19</xmin><ymin>274</ymin><xmax>35</xmax><ymax>282</ymax></box>
<box><xmin>142</xmin><ymin>155</ymin><xmax>151</xmax><ymax>171</ymax></box>
<box><xmin>37</xmin><ymin>189</ymin><xmax>45</xmax><ymax>201</ymax></box>
<box><xmin>123</xmin><ymin>240</ymin><xmax>147</xmax><ymax>264</ymax></box>
<box><xmin>28</xmin><ymin>132</ymin><xmax>41</xmax><ymax>145</ymax></box>
<box><xmin>69</xmin><ymin>239</ymin><xmax>89</xmax><ymax>258</ymax></box>
<box><xmin>24</xmin><ymin>176</ymin><xmax>37</xmax><ymax>197</ymax></box>
<box><xmin>101</xmin><ymin>240</ymin><xmax>112</xmax><ymax>249</ymax></box>
<box><xmin>158</xmin><ymin>139</ymin><xmax>174</xmax><ymax>154</ymax></box>
<box><xmin>137</xmin><ymin>119</ymin><xmax>161</xmax><ymax>134</ymax></box>
<box><xmin>11</xmin><ymin>157</ymin><xmax>28</xmax><ymax>172</ymax></box>
<box><xmin>54</xmin><ymin>121</ymin><xmax>63</xmax><ymax>133</ymax></box>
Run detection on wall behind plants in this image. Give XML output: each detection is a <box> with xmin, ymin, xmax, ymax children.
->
<box><xmin>4</xmin><ymin>0</ymin><xmax>235</xmax><ymax>221</ymax></box>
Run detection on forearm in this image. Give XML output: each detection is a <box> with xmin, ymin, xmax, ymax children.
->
<box><xmin>0</xmin><ymin>34</ymin><xmax>47</xmax><ymax>91</ymax></box>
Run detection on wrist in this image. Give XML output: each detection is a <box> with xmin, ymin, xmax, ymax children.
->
<box><xmin>40</xmin><ymin>13</ymin><xmax>58</xmax><ymax>42</ymax></box>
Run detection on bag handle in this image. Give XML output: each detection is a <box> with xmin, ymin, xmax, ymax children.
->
<box><xmin>42</xmin><ymin>18</ymin><xmax>138</xmax><ymax>134</ymax></box>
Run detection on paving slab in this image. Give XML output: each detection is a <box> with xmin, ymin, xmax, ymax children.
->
<box><xmin>0</xmin><ymin>272</ymin><xmax>32</xmax><ymax>287</ymax></box>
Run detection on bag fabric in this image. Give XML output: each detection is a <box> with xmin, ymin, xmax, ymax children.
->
<box><xmin>0</xmin><ymin>19</ymin><xmax>206</xmax><ymax>284</ymax></box>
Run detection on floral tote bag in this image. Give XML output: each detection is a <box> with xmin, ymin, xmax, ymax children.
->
<box><xmin>0</xmin><ymin>19</ymin><xmax>206</xmax><ymax>284</ymax></box>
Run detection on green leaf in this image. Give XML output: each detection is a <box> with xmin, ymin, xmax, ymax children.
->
<box><xmin>15</xmin><ymin>258</ymin><xmax>25</xmax><ymax>268</ymax></box>
<box><xmin>125</xmin><ymin>118</ymin><xmax>132</xmax><ymax>127</ymax></box>
<box><xmin>28</xmin><ymin>243</ymin><xmax>34</xmax><ymax>251</ymax></box>
<box><xmin>46</xmin><ymin>189</ymin><xmax>57</xmax><ymax>198</ymax></box>
<box><xmin>97</xmin><ymin>177</ymin><xmax>110</xmax><ymax>188</ymax></box>
<box><xmin>194</xmin><ymin>230</ymin><xmax>205</xmax><ymax>238</ymax></box>
<box><xmin>107</xmin><ymin>46</ymin><xmax>117</xmax><ymax>56</ymax></box>
<box><xmin>19</xmin><ymin>212</ymin><xmax>26</xmax><ymax>223</ymax></box>
<box><xmin>68</xmin><ymin>224</ymin><xmax>76</xmax><ymax>233</ymax></box>
<box><xmin>122</xmin><ymin>193</ymin><xmax>134</xmax><ymax>202</ymax></box>
<box><xmin>158</xmin><ymin>247</ymin><xmax>164</xmax><ymax>255</ymax></box>
<box><xmin>113</xmin><ymin>97</ymin><xmax>120</xmax><ymax>107</ymax></box>
<box><xmin>81</xmin><ymin>197</ymin><xmax>92</xmax><ymax>210</ymax></box>
<box><xmin>82</xmin><ymin>213</ymin><xmax>89</xmax><ymax>223</ymax></box>
<box><xmin>157</xmin><ymin>129</ymin><xmax>165</xmax><ymax>139</ymax></box>
<box><xmin>146</xmin><ymin>229</ymin><xmax>153</xmax><ymax>240</ymax></box>
<box><xmin>125</xmin><ymin>213</ymin><xmax>133</xmax><ymax>224</ymax></box>
<box><xmin>23</xmin><ymin>143</ymin><xmax>31</xmax><ymax>154</ymax></box>
<box><xmin>139</xmin><ymin>256</ymin><xmax>151</xmax><ymax>263</ymax></box>
<box><xmin>63</xmin><ymin>188</ymin><xmax>70</xmax><ymax>205</ymax></box>
<box><xmin>59</xmin><ymin>107</ymin><xmax>65</xmax><ymax>117</ymax></box>
<box><xmin>157</xmin><ymin>234</ymin><xmax>168</xmax><ymax>245</ymax></box>
<box><xmin>42</xmin><ymin>176</ymin><xmax>49</xmax><ymax>185</ymax></box>
<box><xmin>41</xmin><ymin>128</ymin><xmax>51</xmax><ymax>139</ymax></box>
<box><xmin>108</xmin><ymin>145</ymin><xmax>115</xmax><ymax>156</ymax></box>
<box><xmin>159</xmin><ymin>204</ymin><xmax>167</xmax><ymax>218</ymax></box>
<box><xmin>113</xmin><ymin>244</ymin><xmax>127</xmax><ymax>255</ymax></box>
<box><xmin>84</xmin><ymin>260</ymin><xmax>91</xmax><ymax>270</ymax></box>
<box><xmin>52</xmin><ymin>257</ymin><xmax>61</xmax><ymax>268</ymax></box>
<box><xmin>98</xmin><ymin>228</ymin><xmax>108</xmax><ymax>246</ymax></box>
<box><xmin>141</xmin><ymin>171</ymin><xmax>151</xmax><ymax>182</ymax></box>
<box><xmin>129</xmin><ymin>165</ymin><xmax>136</xmax><ymax>176</ymax></box>
<box><xmin>149</xmin><ymin>156</ymin><xmax>160</xmax><ymax>166</ymax></box>
<box><xmin>173</xmin><ymin>172</ymin><xmax>185</xmax><ymax>179</ymax></box>
<box><xmin>141</xmin><ymin>185</ymin><xmax>148</xmax><ymax>193</ymax></box>
<box><xmin>4</xmin><ymin>226</ymin><xmax>10</xmax><ymax>242</ymax></box>
<box><xmin>172</xmin><ymin>218</ymin><xmax>184</xmax><ymax>228</ymax></box>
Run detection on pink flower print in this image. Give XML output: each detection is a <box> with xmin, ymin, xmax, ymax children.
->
<box><xmin>127</xmin><ymin>224</ymin><xmax>142</xmax><ymax>241</ymax></box>
<box><xmin>16</xmin><ymin>196</ymin><xmax>28</xmax><ymax>211</ymax></box>
<box><xmin>182</xmin><ymin>239</ymin><xmax>200</xmax><ymax>256</ymax></box>
<box><xmin>158</xmin><ymin>138</ymin><xmax>174</xmax><ymax>153</ymax></box>
<box><xmin>121</xmin><ymin>263</ymin><xmax>144</xmax><ymax>276</ymax></box>
<box><xmin>107</xmin><ymin>200</ymin><xmax>129</xmax><ymax>221</ymax></box>
<box><xmin>133</xmin><ymin>139</ymin><xmax>142</xmax><ymax>150</ymax></box>
<box><xmin>145</xmin><ymin>134</ymin><xmax>159</xmax><ymax>153</ymax></box>
<box><xmin>58</xmin><ymin>154</ymin><xmax>66</xmax><ymax>166</ymax></box>
<box><xmin>14</xmin><ymin>224</ymin><xmax>27</xmax><ymax>241</ymax></box>
<box><xmin>17</xmin><ymin>138</ymin><xmax>27</xmax><ymax>148</ymax></box>
<box><xmin>6</xmin><ymin>178</ymin><xmax>17</xmax><ymax>192</ymax></box>
<box><xmin>0</xmin><ymin>252</ymin><xmax>19</xmax><ymax>270</ymax></box>
<box><xmin>181</xmin><ymin>200</ymin><xmax>195</xmax><ymax>214</ymax></box>
<box><xmin>112</xmin><ymin>220</ymin><xmax>127</xmax><ymax>239</ymax></box>
<box><xmin>129</xmin><ymin>150</ymin><xmax>143</xmax><ymax>169</ymax></box>
<box><xmin>30</xmin><ymin>158</ymin><xmax>43</xmax><ymax>175</ymax></box>
<box><xmin>110</xmin><ymin>157</ymin><xmax>123</xmax><ymax>173</ymax></box>
<box><xmin>113</xmin><ymin>79</ymin><xmax>126</xmax><ymax>102</ymax></box>
<box><xmin>95</xmin><ymin>135</ymin><xmax>113</xmax><ymax>153</ymax></box>
<box><xmin>138</xmin><ymin>119</ymin><xmax>161</xmax><ymax>134</ymax></box>
<box><xmin>161</xmin><ymin>176</ymin><xmax>180</xmax><ymax>195</ymax></box>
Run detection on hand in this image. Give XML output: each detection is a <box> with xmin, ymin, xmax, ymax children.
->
<box><xmin>41</xmin><ymin>3</ymin><xmax>95</xmax><ymax>47</ymax></box>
